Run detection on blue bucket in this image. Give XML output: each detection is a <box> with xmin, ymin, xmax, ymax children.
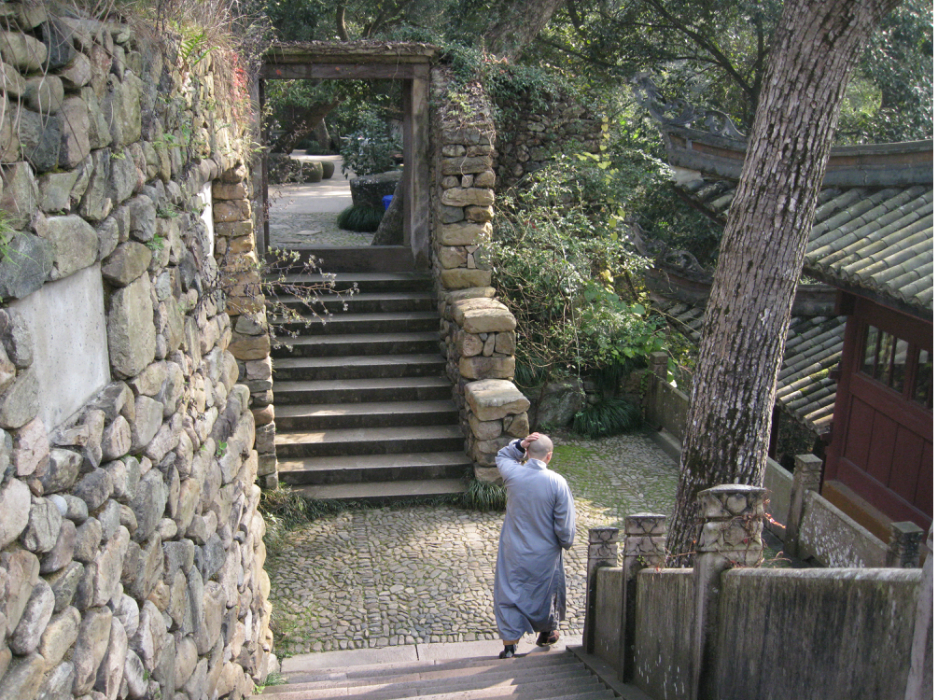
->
<box><xmin>382</xmin><ymin>194</ymin><xmax>393</xmax><ymax>210</ymax></box>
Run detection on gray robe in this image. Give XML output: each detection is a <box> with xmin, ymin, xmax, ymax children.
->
<box><xmin>493</xmin><ymin>440</ymin><xmax>576</xmax><ymax>640</ymax></box>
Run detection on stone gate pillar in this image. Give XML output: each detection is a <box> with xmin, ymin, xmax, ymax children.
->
<box><xmin>691</xmin><ymin>484</ymin><xmax>766</xmax><ymax>700</ymax></box>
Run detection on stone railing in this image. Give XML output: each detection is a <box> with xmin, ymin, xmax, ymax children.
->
<box><xmin>0</xmin><ymin>8</ymin><xmax>274</xmax><ymax>700</ymax></box>
<box><xmin>429</xmin><ymin>68</ymin><xmax>530</xmax><ymax>479</ymax></box>
<box><xmin>582</xmin><ymin>488</ymin><xmax>931</xmax><ymax>700</ymax></box>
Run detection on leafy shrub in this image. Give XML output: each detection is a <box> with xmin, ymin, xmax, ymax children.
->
<box><xmin>337</xmin><ymin>205</ymin><xmax>383</xmax><ymax>232</ymax></box>
<box><xmin>461</xmin><ymin>479</ymin><xmax>507</xmax><ymax>512</ymax></box>
<box><xmin>572</xmin><ymin>398</ymin><xmax>643</xmax><ymax>438</ymax></box>
<box><xmin>339</xmin><ymin>109</ymin><xmax>401</xmax><ymax>177</ymax></box>
<box><xmin>490</xmin><ymin>153</ymin><xmax>668</xmax><ymax>385</ymax></box>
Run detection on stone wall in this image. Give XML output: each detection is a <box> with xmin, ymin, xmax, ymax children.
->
<box><xmin>0</xmin><ymin>7</ymin><xmax>274</xmax><ymax>700</ymax></box>
<box><xmin>495</xmin><ymin>88</ymin><xmax>606</xmax><ymax>190</ymax></box>
<box><xmin>429</xmin><ymin>69</ymin><xmax>530</xmax><ymax>479</ymax></box>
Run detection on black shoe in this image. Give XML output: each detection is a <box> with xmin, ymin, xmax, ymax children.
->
<box><xmin>536</xmin><ymin>630</ymin><xmax>559</xmax><ymax>647</ymax></box>
<box><xmin>498</xmin><ymin>644</ymin><xmax>516</xmax><ymax>659</ymax></box>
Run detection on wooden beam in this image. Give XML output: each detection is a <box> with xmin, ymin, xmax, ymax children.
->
<box><xmin>261</xmin><ymin>63</ymin><xmax>422</xmax><ymax>81</ymax></box>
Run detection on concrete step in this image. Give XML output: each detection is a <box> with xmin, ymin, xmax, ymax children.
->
<box><xmin>276</xmin><ymin>401</ymin><xmax>459</xmax><ymax>431</ymax></box>
<box><xmin>273</xmin><ymin>377</ymin><xmax>452</xmax><ymax>405</ymax></box>
<box><xmin>278</xmin><ymin>451</ymin><xmax>473</xmax><ymax>485</ymax></box>
<box><xmin>272</xmin><ymin>355</ymin><xmax>446</xmax><ymax>382</ymax></box>
<box><xmin>266</xmin><ymin>246</ymin><xmax>416</xmax><ymax>273</ymax></box>
<box><xmin>272</xmin><ymin>332</ymin><xmax>440</xmax><ymax>358</ymax></box>
<box><xmin>272</xmin><ymin>271</ymin><xmax>434</xmax><ymax>295</ymax></box>
<box><xmin>275</xmin><ymin>425</ymin><xmax>464</xmax><ymax>459</ymax></box>
<box><xmin>272</xmin><ymin>311</ymin><xmax>440</xmax><ymax>336</ymax></box>
<box><xmin>275</xmin><ymin>291</ymin><xmax>436</xmax><ymax>314</ymax></box>
<box><xmin>291</xmin><ymin>478</ymin><xmax>466</xmax><ymax>501</ymax></box>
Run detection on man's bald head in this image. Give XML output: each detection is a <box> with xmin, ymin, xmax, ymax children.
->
<box><xmin>527</xmin><ymin>434</ymin><xmax>553</xmax><ymax>461</ymax></box>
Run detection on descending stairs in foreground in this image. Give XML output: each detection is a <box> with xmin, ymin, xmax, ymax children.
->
<box><xmin>253</xmin><ymin>648</ymin><xmax>621</xmax><ymax>700</ymax></box>
<box><xmin>270</xmin><ymin>247</ymin><xmax>471</xmax><ymax>501</ymax></box>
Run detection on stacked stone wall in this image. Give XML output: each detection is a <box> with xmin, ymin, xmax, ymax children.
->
<box><xmin>0</xmin><ymin>6</ymin><xmax>273</xmax><ymax>700</ymax></box>
<box><xmin>495</xmin><ymin>90</ymin><xmax>606</xmax><ymax>190</ymax></box>
<box><xmin>429</xmin><ymin>68</ymin><xmax>530</xmax><ymax>479</ymax></box>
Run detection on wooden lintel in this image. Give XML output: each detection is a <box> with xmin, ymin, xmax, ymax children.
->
<box><xmin>261</xmin><ymin>63</ymin><xmax>425</xmax><ymax>81</ymax></box>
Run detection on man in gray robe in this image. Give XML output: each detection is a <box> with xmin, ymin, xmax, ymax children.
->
<box><xmin>494</xmin><ymin>432</ymin><xmax>576</xmax><ymax>658</ymax></box>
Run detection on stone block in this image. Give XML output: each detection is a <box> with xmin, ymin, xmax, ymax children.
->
<box><xmin>495</xmin><ymin>331</ymin><xmax>517</xmax><ymax>355</ymax></box>
<box><xmin>58</xmin><ymin>96</ymin><xmax>92</xmax><ymax>168</ymax></box>
<box><xmin>503</xmin><ymin>412</ymin><xmax>530</xmax><ymax>438</ymax></box>
<box><xmin>0</xmin><ymin>233</ymin><xmax>52</xmax><ymax>300</ymax></box>
<box><xmin>468</xmin><ymin>415</ymin><xmax>503</xmax><ymax>441</ymax></box>
<box><xmin>13</xmin><ymin>417</ymin><xmax>47</xmax><ymax>477</ymax></box>
<box><xmin>451</xmin><ymin>298</ymin><xmax>516</xmax><ymax>333</ymax></box>
<box><xmin>23</xmin><ymin>75</ymin><xmax>64</xmax><ymax>114</ymax></box>
<box><xmin>1</xmin><ymin>161</ymin><xmax>38</xmax><ymax>230</ymax></box>
<box><xmin>0</xmin><ymin>653</ymin><xmax>46</xmax><ymax>700</ymax></box>
<box><xmin>0</xmin><ymin>477</ymin><xmax>30</xmax><ymax>548</ymax></box>
<box><xmin>438</xmin><ymin>221</ymin><xmax>490</xmax><ymax>246</ymax></box>
<box><xmin>440</xmin><ymin>187</ymin><xmax>494</xmax><ymax>208</ymax></box>
<box><xmin>102</xmin><ymin>73</ymin><xmax>141</xmax><ymax>148</ymax></box>
<box><xmin>73</xmin><ymin>470</ymin><xmax>113</xmax><ymax>511</ymax></box>
<box><xmin>36</xmin><ymin>215</ymin><xmax>99</xmax><ymax>281</ymax></box>
<box><xmin>0</xmin><ymin>32</ymin><xmax>47</xmax><ymax>72</ymax></box>
<box><xmin>108</xmin><ymin>274</ymin><xmax>156</xmax><ymax>379</ymax></box>
<box><xmin>22</xmin><ymin>496</ymin><xmax>63</xmax><ymax>554</ymax></box>
<box><xmin>61</xmin><ymin>52</ymin><xmax>92</xmax><ymax>89</ymax></box>
<box><xmin>213</xmin><ymin>200</ymin><xmax>250</xmax><ymax>223</ymax></box>
<box><xmin>16</xmin><ymin>106</ymin><xmax>62</xmax><ymax>173</ymax></box>
<box><xmin>40</xmin><ymin>517</ymin><xmax>76</xmax><ymax>574</ymax></box>
<box><xmin>464</xmin><ymin>379</ymin><xmax>530</xmax><ymax>422</ymax></box>
<box><xmin>441</xmin><ymin>155</ymin><xmax>493</xmax><ymax>176</ymax></box>
<box><xmin>71</xmin><ymin>605</ymin><xmax>113</xmax><ymax>695</ymax></box>
<box><xmin>47</xmin><ymin>560</ymin><xmax>82</xmax><ymax>613</ymax></box>
<box><xmin>38</xmin><ymin>606</ymin><xmax>80</xmax><ymax>667</ymax></box>
<box><xmin>101</xmin><ymin>416</ymin><xmax>131</xmax><ymax>461</ymax></box>
<box><xmin>41</xmin><ymin>448</ymin><xmax>82</xmax><ymax>494</ymax></box>
<box><xmin>0</xmin><ymin>61</ymin><xmax>25</xmax><ymax>97</ymax></box>
<box><xmin>465</xmin><ymin>205</ymin><xmax>493</xmax><ymax>222</ymax></box>
<box><xmin>74</xmin><ymin>518</ymin><xmax>102</xmax><ymax>563</ymax></box>
<box><xmin>101</xmin><ymin>242</ymin><xmax>151</xmax><ymax>286</ymax></box>
<box><xmin>440</xmin><ymin>268</ymin><xmax>492</xmax><ymax>290</ymax></box>
<box><xmin>94</xmin><ymin>615</ymin><xmax>127</xmax><ymax>700</ymax></box>
<box><xmin>10</xmin><ymin>579</ymin><xmax>54</xmax><ymax>655</ymax></box>
<box><xmin>38</xmin><ymin>168</ymin><xmax>80</xmax><ymax>213</ymax></box>
<box><xmin>439</xmin><ymin>246</ymin><xmax>468</xmax><ymax>269</ymax></box>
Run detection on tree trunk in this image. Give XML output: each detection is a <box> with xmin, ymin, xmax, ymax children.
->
<box><xmin>484</xmin><ymin>0</ymin><xmax>567</xmax><ymax>60</ymax></box>
<box><xmin>666</xmin><ymin>0</ymin><xmax>899</xmax><ymax>563</ymax></box>
<box><xmin>270</xmin><ymin>99</ymin><xmax>341</xmax><ymax>154</ymax></box>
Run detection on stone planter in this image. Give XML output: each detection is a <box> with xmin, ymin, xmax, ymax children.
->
<box><xmin>350</xmin><ymin>170</ymin><xmax>402</xmax><ymax>208</ymax></box>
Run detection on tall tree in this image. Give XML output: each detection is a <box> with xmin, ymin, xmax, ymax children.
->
<box><xmin>666</xmin><ymin>0</ymin><xmax>901</xmax><ymax>561</ymax></box>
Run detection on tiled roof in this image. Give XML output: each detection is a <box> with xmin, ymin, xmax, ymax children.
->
<box><xmin>654</xmin><ymin>295</ymin><xmax>845</xmax><ymax>435</ymax></box>
<box><xmin>678</xmin><ymin>178</ymin><xmax>934</xmax><ymax>314</ymax></box>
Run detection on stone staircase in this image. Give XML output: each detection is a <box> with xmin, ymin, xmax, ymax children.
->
<box><xmin>270</xmin><ymin>247</ymin><xmax>472</xmax><ymax>500</ymax></box>
<box><xmin>252</xmin><ymin>648</ymin><xmax>619</xmax><ymax>700</ymax></box>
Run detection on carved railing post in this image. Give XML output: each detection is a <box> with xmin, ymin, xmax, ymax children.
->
<box><xmin>691</xmin><ymin>485</ymin><xmax>766</xmax><ymax>700</ymax></box>
<box><xmin>904</xmin><ymin>528</ymin><xmax>933</xmax><ymax>700</ymax></box>
<box><xmin>618</xmin><ymin>514</ymin><xmax>667</xmax><ymax>682</ymax></box>
<box><xmin>584</xmin><ymin>527</ymin><xmax>619</xmax><ymax>654</ymax></box>
<box><xmin>785</xmin><ymin>453</ymin><xmax>822</xmax><ymax>558</ymax></box>
<box><xmin>646</xmin><ymin>351</ymin><xmax>668</xmax><ymax>421</ymax></box>
<box><xmin>887</xmin><ymin>521</ymin><xmax>925</xmax><ymax>568</ymax></box>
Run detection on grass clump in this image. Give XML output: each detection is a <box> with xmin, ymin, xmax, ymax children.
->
<box><xmin>461</xmin><ymin>479</ymin><xmax>507</xmax><ymax>512</ymax></box>
<box><xmin>337</xmin><ymin>205</ymin><xmax>383</xmax><ymax>232</ymax></box>
<box><xmin>571</xmin><ymin>397</ymin><xmax>642</xmax><ymax>438</ymax></box>
<box><xmin>259</xmin><ymin>486</ymin><xmax>351</xmax><ymax>552</ymax></box>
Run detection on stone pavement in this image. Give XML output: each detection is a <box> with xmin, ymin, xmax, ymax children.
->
<box><xmin>268</xmin><ymin>155</ymin><xmax>376</xmax><ymax>249</ymax></box>
<box><xmin>266</xmin><ymin>432</ymin><xmax>680</xmax><ymax>656</ymax></box>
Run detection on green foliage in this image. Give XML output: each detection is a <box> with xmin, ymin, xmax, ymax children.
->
<box><xmin>338</xmin><ymin>108</ymin><xmax>402</xmax><ymax>176</ymax></box>
<box><xmin>572</xmin><ymin>397</ymin><xmax>642</xmax><ymax>438</ymax></box>
<box><xmin>461</xmin><ymin>479</ymin><xmax>507</xmax><ymax>511</ymax></box>
<box><xmin>337</xmin><ymin>205</ymin><xmax>384</xmax><ymax>232</ymax></box>
<box><xmin>490</xmin><ymin>151</ymin><xmax>670</xmax><ymax>382</ymax></box>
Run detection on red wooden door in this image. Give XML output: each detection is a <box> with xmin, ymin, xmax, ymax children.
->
<box><xmin>825</xmin><ymin>298</ymin><xmax>932</xmax><ymax>530</ymax></box>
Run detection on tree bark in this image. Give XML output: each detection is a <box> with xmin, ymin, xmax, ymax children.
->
<box><xmin>666</xmin><ymin>0</ymin><xmax>900</xmax><ymax>563</ymax></box>
<box><xmin>484</xmin><ymin>0</ymin><xmax>567</xmax><ymax>60</ymax></box>
<box><xmin>270</xmin><ymin>99</ymin><xmax>342</xmax><ymax>154</ymax></box>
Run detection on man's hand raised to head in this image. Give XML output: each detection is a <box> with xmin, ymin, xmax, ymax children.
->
<box><xmin>521</xmin><ymin>433</ymin><xmax>542</xmax><ymax>450</ymax></box>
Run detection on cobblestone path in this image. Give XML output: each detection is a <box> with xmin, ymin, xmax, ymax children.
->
<box><xmin>266</xmin><ymin>432</ymin><xmax>679</xmax><ymax>656</ymax></box>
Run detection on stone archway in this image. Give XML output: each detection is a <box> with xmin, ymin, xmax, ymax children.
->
<box><xmin>258</xmin><ymin>42</ymin><xmax>436</xmax><ymax>267</ymax></box>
